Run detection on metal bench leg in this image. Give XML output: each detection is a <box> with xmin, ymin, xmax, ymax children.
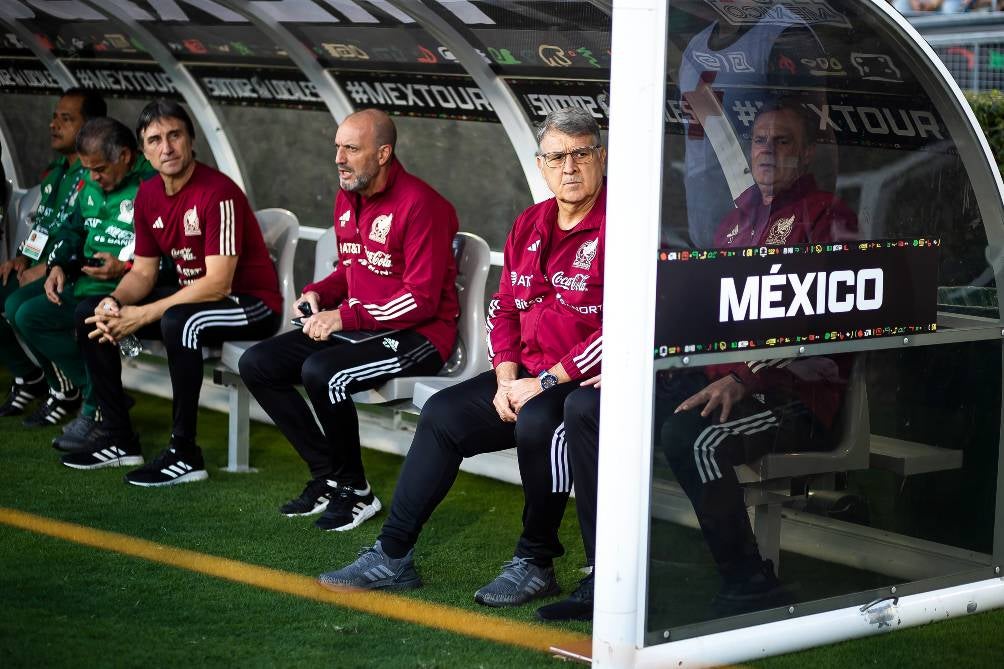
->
<box><xmin>752</xmin><ymin>502</ymin><xmax>781</xmax><ymax>574</ymax></box>
<box><xmin>224</xmin><ymin>382</ymin><xmax>255</xmax><ymax>472</ymax></box>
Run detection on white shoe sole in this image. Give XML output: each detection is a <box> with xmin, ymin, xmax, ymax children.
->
<box><xmin>283</xmin><ymin>499</ymin><xmax>330</xmax><ymax>517</ymax></box>
<box><xmin>326</xmin><ymin>496</ymin><xmax>382</xmax><ymax>532</ymax></box>
<box><xmin>62</xmin><ymin>455</ymin><xmax>145</xmax><ymax>470</ymax></box>
<box><xmin>126</xmin><ymin>469</ymin><xmax>209</xmax><ymax>487</ymax></box>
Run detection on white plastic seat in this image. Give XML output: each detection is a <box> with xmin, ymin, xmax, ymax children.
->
<box><xmin>351</xmin><ymin>231</ymin><xmax>492</xmax><ymax>405</ymax></box>
<box><xmin>9</xmin><ymin>185</ymin><xmax>39</xmax><ymax>258</ymax></box>
<box><xmin>735</xmin><ymin>357</ymin><xmax>870</xmax><ymax>571</ymax></box>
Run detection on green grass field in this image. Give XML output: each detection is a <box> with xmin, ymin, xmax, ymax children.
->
<box><xmin>1</xmin><ymin>383</ymin><xmax>1002</xmax><ymax>668</ymax></box>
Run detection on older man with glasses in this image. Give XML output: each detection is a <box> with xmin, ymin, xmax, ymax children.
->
<box><xmin>318</xmin><ymin>107</ymin><xmax>606</xmax><ymax>609</ymax></box>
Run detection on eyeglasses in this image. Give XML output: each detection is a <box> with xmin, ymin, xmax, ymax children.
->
<box><xmin>536</xmin><ymin>145</ymin><xmax>602</xmax><ymax>169</ymax></box>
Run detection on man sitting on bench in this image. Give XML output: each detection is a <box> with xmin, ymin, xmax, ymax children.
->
<box><xmin>317</xmin><ymin>107</ymin><xmax>605</xmax><ymax>609</ymax></box>
<box><xmin>62</xmin><ymin>100</ymin><xmax>281</xmax><ymax>486</ymax></box>
<box><xmin>239</xmin><ymin>109</ymin><xmax>460</xmax><ymax>532</ymax></box>
<box><xmin>660</xmin><ymin>99</ymin><xmax>858</xmax><ymax>615</ymax></box>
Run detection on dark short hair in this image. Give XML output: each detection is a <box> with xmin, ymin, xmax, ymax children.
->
<box><xmin>62</xmin><ymin>87</ymin><xmax>107</xmax><ymax>120</ymax></box>
<box><xmin>535</xmin><ymin>107</ymin><xmax>601</xmax><ymax>148</ymax></box>
<box><xmin>76</xmin><ymin>117</ymin><xmax>137</xmax><ymax>163</ymax></box>
<box><xmin>136</xmin><ymin>99</ymin><xmax>196</xmax><ymax>143</ymax></box>
<box><xmin>754</xmin><ymin>97</ymin><xmax>816</xmax><ymax>144</ymax></box>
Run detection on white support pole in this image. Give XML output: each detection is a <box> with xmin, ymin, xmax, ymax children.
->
<box><xmin>79</xmin><ymin>0</ymin><xmax>251</xmax><ymax>198</ymax></box>
<box><xmin>385</xmin><ymin>0</ymin><xmax>551</xmax><ymax>203</ymax></box>
<box><xmin>593</xmin><ymin>0</ymin><xmax>668</xmax><ymax>666</ymax></box>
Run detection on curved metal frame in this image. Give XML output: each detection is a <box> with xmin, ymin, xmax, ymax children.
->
<box><xmin>0</xmin><ymin>10</ymin><xmax>76</xmax><ymax>89</ymax></box>
<box><xmin>214</xmin><ymin>0</ymin><xmax>355</xmax><ymax>124</ymax></box>
<box><xmin>0</xmin><ymin>110</ymin><xmax>23</xmax><ymax>190</ymax></box>
<box><xmin>385</xmin><ymin>0</ymin><xmax>550</xmax><ymax>203</ymax></box>
<box><xmin>78</xmin><ymin>0</ymin><xmax>250</xmax><ymax>198</ymax></box>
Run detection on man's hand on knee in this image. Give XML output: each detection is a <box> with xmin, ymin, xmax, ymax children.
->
<box><xmin>674</xmin><ymin>375</ymin><xmax>747</xmax><ymax>423</ymax></box>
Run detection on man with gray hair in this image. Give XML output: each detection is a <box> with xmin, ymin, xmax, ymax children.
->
<box><xmin>318</xmin><ymin>107</ymin><xmax>606</xmax><ymax>610</ymax></box>
<box><xmin>13</xmin><ymin>117</ymin><xmax>154</xmax><ymax>446</ymax></box>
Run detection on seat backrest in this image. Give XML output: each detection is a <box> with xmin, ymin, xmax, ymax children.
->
<box><xmin>254</xmin><ymin>207</ymin><xmax>299</xmax><ymax>316</ymax></box>
<box><xmin>10</xmin><ymin>185</ymin><xmax>39</xmax><ymax>258</ymax></box>
<box><xmin>313</xmin><ymin>226</ymin><xmax>338</xmax><ymax>283</ymax></box>
<box><xmin>739</xmin><ymin>356</ymin><xmax>870</xmax><ymax>483</ymax></box>
<box><xmin>441</xmin><ymin>231</ymin><xmax>491</xmax><ymax>379</ymax></box>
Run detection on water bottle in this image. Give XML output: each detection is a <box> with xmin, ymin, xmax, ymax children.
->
<box><xmin>118</xmin><ymin>334</ymin><xmax>142</xmax><ymax>358</ymax></box>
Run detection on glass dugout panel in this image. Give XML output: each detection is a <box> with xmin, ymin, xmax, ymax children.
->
<box><xmin>647</xmin><ymin>0</ymin><xmax>1004</xmax><ymax>645</ymax></box>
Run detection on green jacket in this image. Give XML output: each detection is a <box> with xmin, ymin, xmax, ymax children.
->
<box><xmin>48</xmin><ymin>155</ymin><xmax>156</xmax><ymax>298</ymax></box>
<box><xmin>23</xmin><ymin>156</ymin><xmax>87</xmax><ymax>266</ymax></box>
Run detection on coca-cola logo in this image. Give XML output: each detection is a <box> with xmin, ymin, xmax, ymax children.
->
<box><xmin>551</xmin><ymin>271</ymin><xmax>589</xmax><ymax>292</ymax></box>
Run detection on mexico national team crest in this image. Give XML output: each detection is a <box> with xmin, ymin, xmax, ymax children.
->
<box><xmin>572</xmin><ymin>237</ymin><xmax>599</xmax><ymax>270</ymax></box>
<box><xmin>183</xmin><ymin>206</ymin><xmax>201</xmax><ymax>236</ymax></box>
<box><xmin>119</xmin><ymin>199</ymin><xmax>134</xmax><ymax>223</ymax></box>
<box><xmin>369</xmin><ymin>213</ymin><xmax>393</xmax><ymax>244</ymax></box>
<box><xmin>766</xmin><ymin>215</ymin><xmax>795</xmax><ymax>246</ymax></box>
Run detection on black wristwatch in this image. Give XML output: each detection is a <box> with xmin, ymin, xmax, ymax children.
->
<box><xmin>538</xmin><ymin>370</ymin><xmax>559</xmax><ymax>391</ymax></box>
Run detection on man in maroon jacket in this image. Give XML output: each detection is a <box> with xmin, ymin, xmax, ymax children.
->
<box><xmin>317</xmin><ymin>108</ymin><xmax>605</xmax><ymax>607</ymax></box>
<box><xmin>536</xmin><ymin>99</ymin><xmax>860</xmax><ymax>623</ymax></box>
<box><xmin>239</xmin><ymin>109</ymin><xmax>459</xmax><ymax>532</ymax></box>
<box><xmin>660</xmin><ymin>100</ymin><xmax>858</xmax><ymax>616</ymax></box>
<box><xmin>64</xmin><ymin>100</ymin><xmax>282</xmax><ymax>487</ymax></box>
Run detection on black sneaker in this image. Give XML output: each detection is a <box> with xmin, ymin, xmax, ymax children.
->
<box><xmin>124</xmin><ymin>446</ymin><xmax>208</xmax><ymax>487</ymax></box>
<box><xmin>712</xmin><ymin>559</ymin><xmax>794</xmax><ymax>616</ymax></box>
<box><xmin>61</xmin><ymin>433</ymin><xmax>144</xmax><ymax>470</ymax></box>
<box><xmin>474</xmin><ymin>556</ymin><xmax>560</xmax><ymax>607</ymax></box>
<box><xmin>52</xmin><ymin>414</ymin><xmax>104</xmax><ymax>453</ymax></box>
<box><xmin>23</xmin><ymin>389</ymin><xmax>82</xmax><ymax>427</ymax></box>
<box><xmin>537</xmin><ymin>571</ymin><xmax>594</xmax><ymax>621</ymax></box>
<box><xmin>0</xmin><ymin>375</ymin><xmax>47</xmax><ymax>417</ymax></box>
<box><xmin>314</xmin><ymin>483</ymin><xmax>381</xmax><ymax>531</ymax></box>
<box><xmin>280</xmin><ymin>478</ymin><xmax>335</xmax><ymax>516</ymax></box>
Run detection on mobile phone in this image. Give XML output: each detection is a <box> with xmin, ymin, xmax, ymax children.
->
<box><xmin>82</xmin><ymin>257</ymin><xmax>105</xmax><ymax>267</ymax></box>
<box><xmin>297</xmin><ymin>302</ymin><xmax>313</xmax><ymax>317</ymax></box>
<box><xmin>290</xmin><ymin>317</ymin><xmax>305</xmax><ymax>328</ymax></box>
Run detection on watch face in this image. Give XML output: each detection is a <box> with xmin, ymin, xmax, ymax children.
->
<box><xmin>540</xmin><ymin>373</ymin><xmax>558</xmax><ymax>389</ymax></box>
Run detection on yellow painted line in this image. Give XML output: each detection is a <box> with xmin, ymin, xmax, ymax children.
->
<box><xmin>0</xmin><ymin>506</ymin><xmax>589</xmax><ymax>654</ymax></box>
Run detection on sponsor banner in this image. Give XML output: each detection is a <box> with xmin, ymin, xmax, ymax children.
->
<box><xmin>336</xmin><ymin>72</ymin><xmax>498</xmax><ymax>122</ymax></box>
<box><xmin>703</xmin><ymin>0</ymin><xmax>852</xmax><ymax>29</ymax></box>
<box><xmin>508</xmin><ymin>79</ymin><xmax>610</xmax><ymax>128</ymax></box>
<box><xmin>188</xmin><ymin>65</ymin><xmax>325</xmax><ymax>110</ymax></box>
<box><xmin>654</xmin><ymin>239</ymin><xmax>940</xmax><ymax>358</ymax></box>
<box><xmin>0</xmin><ymin>58</ymin><xmax>61</xmax><ymax>93</ymax></box>
<box><xmin>69</xmin><ymin>63</ymin><xmax>177</xmax><ymax>97</ymax></box>
<box><xmin>667</xmin><ymin>84</ymin><xmax>952</xmax><ymax>153</ymax></box>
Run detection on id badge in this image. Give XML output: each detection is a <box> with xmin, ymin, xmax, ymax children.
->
<box><xmin>21</xmin><ymin>227</ymin><xmax>50</xmax><ymax>261</ymax></box>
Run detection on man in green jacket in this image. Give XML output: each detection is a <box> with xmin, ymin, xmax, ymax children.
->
<box><xmin>12</xmin><ymin>117</ymin><xmax>153</xmax><ymax>449</ymax></box>
<box><xmin>0</xmin><ymin>88</ymin><xmax>106</xmax><ymax>423</ymax></box>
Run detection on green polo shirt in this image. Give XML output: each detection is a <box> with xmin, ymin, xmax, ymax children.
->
<box><xmin>47</xmin><ymin>155</ymin><xmax>156</xmax><ymax>297</ymax></box>
<box><xmin>22</xmin><ymin>156</ymin><xmax>87</xmax><ymax>266</ymax></box>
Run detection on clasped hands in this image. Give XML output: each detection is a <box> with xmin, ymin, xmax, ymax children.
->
<box><xmin>84</xmin><ymin>297</ymin><xmax>149</xmax><ymax>344</ymax></box>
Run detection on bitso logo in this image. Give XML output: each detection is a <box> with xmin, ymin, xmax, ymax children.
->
<box><xmin>183</xmin><ymin>206</ymin><xmax>201</xmax><ymax>236</ymax></box>
<box><xmin>572</xmin><ymin>238</ymin><xmax>599</xmax><ymax>270</ymax></box>
<box><xmin>369</xmin><ymin>213</ymin><xmax>393</xmax><ymax>243</ymax></box>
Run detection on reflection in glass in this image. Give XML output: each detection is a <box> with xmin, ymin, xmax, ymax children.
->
<box><xmin>648</xmin><ymin>0</ymin><xmax>1001</xmax><ymax>644</ymax></box>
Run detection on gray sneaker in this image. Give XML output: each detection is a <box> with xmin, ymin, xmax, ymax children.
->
<box><xmin>474</xmin><ymin>556</ymin><xmax>560</xmax><ymax>607</ymax></box>
<box><xmin>52</xmin><ymin>414</ymin><xmax>104</xmax><ymax>453</ymax></box>
<box><xmin>318</xmin><ymin>541</ymin><xmax>421</xmax><ymax>591</ymax></box>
